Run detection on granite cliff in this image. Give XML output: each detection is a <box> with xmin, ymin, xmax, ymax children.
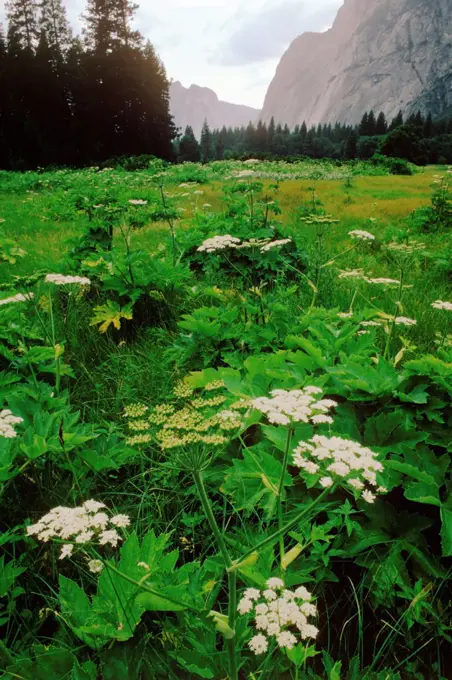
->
<box><xmin>170</xmin><ymin>81</ymin><xmax>260</xmax><ymax>138</ymax></box>
<box><xmin>261</xmin><ymin>0</ymin><xmax>452</xmax><ymax>128</ymax></box>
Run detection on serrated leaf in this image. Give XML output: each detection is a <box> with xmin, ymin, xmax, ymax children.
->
<box><xmin>221</xmin><ymin>445</ymin><xmax>292</xmax><ymax>518</ymax></box>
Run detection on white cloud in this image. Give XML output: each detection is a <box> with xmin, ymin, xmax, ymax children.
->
<box><xmin>2</xmin><ymin>0</ymin><xmax>342</xmax><ymax>109</ymax></box>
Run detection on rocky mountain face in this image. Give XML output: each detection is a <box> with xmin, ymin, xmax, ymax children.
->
<box><xmin>169</xmin><ymin>81</ymin><xmax>260</xmax><ymax>138</ymax></box>
<box><xmin>261</xmin><ymin>0</ymin><xmax>452</xmax><ymax>128</ymax></box>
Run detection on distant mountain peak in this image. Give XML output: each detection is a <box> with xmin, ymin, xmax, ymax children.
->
<box><xmin>261</xmin><ymin>0</ymin><xmax>452</xmax><ymax>127</ymax></box>
<box><xmin>169</xmin><ymin>81</ymin><xmax>260</xmax><ymax>138</ymax></box>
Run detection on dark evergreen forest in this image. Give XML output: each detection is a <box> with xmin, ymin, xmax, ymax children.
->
<box><xmin>0</xmin><ymin>0</ymin><xmax>176</xmax><ymax>169</ymax></box>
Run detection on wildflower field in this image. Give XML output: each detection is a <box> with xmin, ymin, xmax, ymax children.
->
<box><xmin>0</xmin><ymin>158</ymin><xmax>451</xmax><ymax>679</ymax></box>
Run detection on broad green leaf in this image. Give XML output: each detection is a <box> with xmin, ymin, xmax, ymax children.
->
<box><xmin>5</xmin><ymin>645</ymin><xmax>74</xmax><ymax>680</ymax></box>
<box><xmin>404</xmin><ymin>480</ymin><xmax>441</xmax><ymax>507</ymax></box>
<box><xmin>90</xmin><ymin>300</ymin><xmax>133</xmax><ymax>333</ymax></box>
<box><xmin>72</xmin><ymin>660</ymin><xmax>98</xmax><ymax>680</ymax></box>
<box><xmin>221</xmin><ymin>444</ymin><xmax>292</xmax><ymax>517</ymax></box>
<box><xmin>440</xmin><ymin>500</ymin><xmax>452</xmax><ymax>557</ymax></box>
<box><xmin>0</xmin><ymin>556</ymin><xmax>26</xmax><ymax>598</ymax></box>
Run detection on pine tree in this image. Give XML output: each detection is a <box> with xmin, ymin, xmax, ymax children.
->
<box><xmin>390</xmin><ymin>110</ymin><xmax>404</xmax><ymax>130</ymax></box>
<box><xmin>359</xmin><ymin>112</ymin><xmax>369</xmax><ymax>136</ymax></box>
<box><xmin>39</xmin><ymin>0</ymin><xmax>72</xmax><ymax>55</ymax></box>
<box><xmin>344</xmin><ymin>131</ymin><xmax>358</xmax><ymax>160</ymax></box>
<box><xmin>179</xmin><ymin>125</ymin><xmax>200</xmax><ymax>162</ymax></box>
<box><xmin>200</xmin><ymin>120</ymin><xmax>213</xmax><ymax>163</ymax></box>
<box><xmin>375</xmin><ymin>111</ymin><xmax>388</xmax><ymax>135</ymax></box>
<box><xmin>366</xmin><ymin>110</ymin><xmax>376</xmax><ymax>136</ymax></box>
<box><xmin>244</xmin><ymin>121</ymin><xmax>256</xmax><ymax>153</ymax></box>
<box><xmin>424</xmin><ymin>112</ymin><xmax>434</xmax><ymax>138</ymax></box>
<box><xmin>267</xmin><ymin>117</ymin><xmax>275</xmax><ymax>152</ymax></box>
<box><xmin>5</xmin><ymin>0</ymin><xmax>39</xmax><ymax>52</ymax></box>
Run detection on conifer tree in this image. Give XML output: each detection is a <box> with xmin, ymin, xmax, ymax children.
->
<box><xmin>359</xmin><ymin>112</ymin><xmax>369</xmax><ymax>136</ymax></box>
<box><xmin>39</xmin><ymin>0</ymin><xmax>72</xmax><ymax>55</ymax></box>
<box><xmin>179</xmin><ymin>125</ymin><xmax>200</xmax><ymax>162</ymax></box>
<box><xmin>5</xmin><ymin>0</ymin><xmax>39</xmax><ymax>51</ymax></box>
<box><xmin>267</xmin><ymin>116</ymin><xmax>275</xmax><ymax>151</ymax></box>
<box><xmin>390</xmin><ymin>110</ymin><xmax>404</xmax><ymax>130</ymax></box>
<box><xmin>366</xmin><ymin>110</ymin><xmax>377</xmax><ymax>136</ymax></box>
<box><xmin>375</xmin><ymin>111</ymin><xmax>388</xmax><ymax>135</ymax></box>
<box><xmin>200</xmin><ymin>120</ymin><xmax>213</xmax><ymax>163</ymax></box>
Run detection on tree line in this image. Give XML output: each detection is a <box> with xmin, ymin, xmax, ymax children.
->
<box><xmin>176</xmin><ymin>110</ymin><xmax>452</xmax><ymax>166</ymax></box>
<box><xmin>0</xmin><ymin>0</ymin><xmax>176</xmax><ymax>170</ymax></box>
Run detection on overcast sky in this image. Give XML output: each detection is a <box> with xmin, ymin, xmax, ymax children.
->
<box><xmin>2</xmin><ymin>0</ymin><xmax>343</xmax><ymax>108</ymax></box>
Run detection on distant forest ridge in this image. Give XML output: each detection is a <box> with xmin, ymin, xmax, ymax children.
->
<box><xmin>175</xmin><ymin>110</ymin><xmax>452</xmax><ymax>166</ymax></box>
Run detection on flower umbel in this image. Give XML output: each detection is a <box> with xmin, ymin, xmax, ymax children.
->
<box><xmin>293</xmin><ymin>435</ymin><xmax>385</xmax><ymax>502</ymax></box>
<box><xmin>251</xmin><ymin>387</ymin><xmax>336</xmax><ymax>426</ymax></box>
<box><xmin>238</xmin><ymin>579</ymin><xmax>318</xmax><ymax>655</ymax></box>
<box><xmin>0</xmin><ymin>409</ymin><xmax>24</xmax><ymax>438</ymax></box>
<box><xmin>26</xmin><ymin>501</ymin><xmax>130</xmax><ymax>559</ymax></box>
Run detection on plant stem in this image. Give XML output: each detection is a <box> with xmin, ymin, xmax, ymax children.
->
<box><xmin>383</xmin><ymin>272</ymin><xmax>404</xmax><ymax>361</ymax></box>
<box><xmin>193</xmin><ymin>470</ymin><xmax>238</xmax><ymax>680</ymax></box>
<box><xmin>48</xmin><ymin>292</ymin><xmax>61</xmax><ymax>395</ymax></box>
<box><xmin>160</xmin><ymin>186</ymin><xmax>177</xmax><ymax>267</ymax></box>
<box><xmin>230</xmin><ymin>486</ymin><xmax>333</xmax><ymax>569</ymax></box>
<box><xmin>277</xmin><ymin>427</ymin><xmax>293</xmax><ymax>565</ymax></box>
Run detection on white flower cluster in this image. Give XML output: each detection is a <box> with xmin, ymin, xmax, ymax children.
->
<box><xmin>45</xmin><ymin>274</ymin><xmax>91</xmax><ymax>286</ymax></box>
<box><xmin>197</xmin><ymin>234</ymin><xmax>292</xmax><ymax>255</ymax></box>
<box><xmin>365</xmin><ymin>277</ymin><xmax>400</xmax><ymax>286</ymax></box>
<box><xmin>432</xmin><ymin>300</ymin><xmax>452</xmax><ymax>312</ymax></box>
<box><xmin>293</xmin><ymin>435</ymin><xmax>385</xmax><ymax>503</ymax></box>
<box><xmin>338</xmin><ymin>269</ymin><xmax>365</xmax><ymax>280</ymax></box>
<box><xmin>252</xmin><ymin>387</ymin><xmax>336</xmax><ymax>426</ymax></box>
<box><xmin>0</xmin><ymin>409</ymin><xmax>24</xmax><ymax>438</ymax></box>
<box><xmin>260</xmin><ymin>239</ymin><xmax>292</xmax><ymax>253</ymax></box>
<box><xmin>348</xmin><ymin>230</ymin><xmax>375</xmax><ymax>241</ymax></box>
<box><xmin>0</xmin><ymin>292</ymin><xmax>34</xmax><ymax>306</ymax></box>
<box><xmin>238</xmin><ymin>578</ymin><xmax>318</xmax><ymax>655</ymax></box>
<box><xmin>197</xmin><ymin>235</ymin><xmax>241</xmax><ymax>253</ymax></box>
<box><xmin>128</xmin><ymin>199</ymin><xmax>148</xmax><ymax>205</ymax></box>
<box><xmin>386</xmin><ymin>240</ymin><xmax>425</xmax><ymax>254</ymax></box>
<box><xmin>394</xmin><ymin>316</ymin><xmax>417</xmax><ymax>326</ymax></box>
<box><xmin>26</xmin><ymin>500</ymin><xmax>130</xmax><ymax>559</ymax></box>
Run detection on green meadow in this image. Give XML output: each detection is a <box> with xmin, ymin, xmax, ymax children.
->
<box><xmin>0</xmin><ymin>158</ymin><xmax>451</xmax><ymax>679</ymax></box>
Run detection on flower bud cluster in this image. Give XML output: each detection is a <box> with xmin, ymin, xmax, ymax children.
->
<box><xmin>26</xmin><ymin>500</ymin><xmax>130</xmax><ymax>559</ymax></box>
<box><xmin>125</xmin><ymin>380</ymin><xmax>243</xmax><ymax>452</ymax></box>
<box><xmin>251</xmin><ymin>387</ymin><xmax>336</xmax><ymax>426</ymax></box>
<box><xmin>238</xmin><ymin>578</ymin><xmax>319</xmax><ymax>655</ymax></box>
<box><xmin>293</xmin><ymin>435</ymin><xmax>385</xmax><ymax>503</ymax></box>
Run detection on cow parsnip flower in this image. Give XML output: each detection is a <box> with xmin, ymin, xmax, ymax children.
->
<box><xmin>45</xmin><ymin>274</ymin><xmax>91</xmax><ymax>286</ymax></box>
<box><xmin>394</xmin><ymin>316</ymin><xmax>417</xmax><ymax>326</ymax></box>
<box><xmin>0</xmin><ymin>292</ymin><xmax>34</xmax><ymax>306</ymax></box>
<box><xmin>26</xmin><ymin>501</ymin><xmax>130</xmax><ymax>559</ymax></box>
<box><xmin>197</xmin><ymin>235</ymin><xmax>241</xmax><ymax>253</ymax></box>
<box><xmin>348</xmin><ymin>230</ymin><xmax>375</xmax><ymax>241</ymax></box>
<box><xmin>251</xmin><ymin>387</ymin><xmax>336</xmax><ymax>426</ymax></box>
<box><xmin>0</xmin><ymin>409</ymin><xmax>24</xmax><ymax>438</ymax></box>
<box><xmin>238</xmin><ymin>579</ymin><xmax>318</xmax><ymax>655</ymax></box>
<box><xmin>260</xmin><ymin>239</ymin><xmax>292</xmax><ymax>253</ymax></box>
<box><xmin>293</xmin><ymin>435</ymin><xmax>384</xmax><ymax>502</ymax></box>
<box><xmin>432</xmin><ymin>300</ymin><xmax>452</xmax><ymax>312</ymax></box>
